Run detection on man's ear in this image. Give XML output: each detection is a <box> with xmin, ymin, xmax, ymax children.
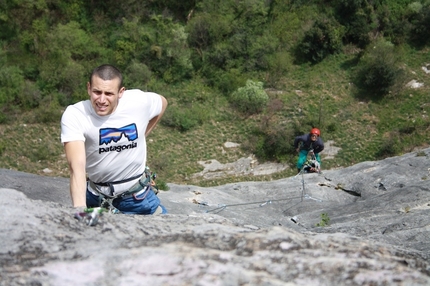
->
<box><xmin>87</xmin><ymin>82</ymin><xmax>91</xmax><ymax>96</ymax></box>
<box><xmin>118</xmin><ymin>86</ymin><xmax>125</xmax><ymax>98</ymax></box>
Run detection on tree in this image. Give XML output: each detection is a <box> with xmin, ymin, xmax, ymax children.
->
<box><xmin>296</xmin><ymin>17</ymin><xmax>344</xmax><ymax>64</ymax></box>
<box><xmin>334</xmin><ymin>0</ymin><xmax>382</xmax><ymax>47</ymax></box>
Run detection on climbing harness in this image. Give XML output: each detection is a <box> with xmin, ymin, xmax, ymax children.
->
<box><xmin>302</xmin><ymin>158</ymin><xmax>320</xmax><ymax>174</ymax></box>
<box><xmin>297</xmin><ymin>150</ymin><xmax>321</xmax><ymax>175</ymax></box>
<box><xmin>74</xmin><ymin>167</ymin><xmax>159</xmax><ymax>226</ymax></box>
<box><xmin>88</xmin><ymin>166</ymin><xmax>158</xmax><ymax>214</ymax></box>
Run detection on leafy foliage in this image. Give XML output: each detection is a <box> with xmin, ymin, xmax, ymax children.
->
<box><xmin>265</xmin><ymin>51</ymin><xmax>292</xmax><ymax>88</ymax></box>
<box><xmin>146</xmin><ymin>16</ymin><xmax>193</xmax><ymax>83</ymax></box>
<box><xmin>161</xmin><ymin>104</ymin><xmax>209</xmax><ymax>132</ymax></box>
<box><xmin>333</xmin><ymin>0</ymin><xmax>380</xmax><ymax>48</ymax></box>
<box><xmin>0</xmin><ymin>66</ymin><xmax>24</xmax><ymax>105</ymax></box>
<box><xmin>253</xmin><ymin>123</ymin><xmax>296</xmax><ymax>162</ymax></box>
<box><xmin>124</xmin><ymin>60</ymin><xmax>152</xmax><ymax>90</ymax></box>
<box><xmin>296</xmin><ymin>17</ymin><xmax>344</xmax><ymax>64</ymax></box>
<box><xmin>1</xmin><ymin>0</ymin><xmax>428</xmax><ymax>112</ymax></box>
<box><xmin>409</xmin><ymin>3</ymin><xmax>430</xmax><ymax>46</ymax></box>
<box><xmin>353</xmin><ymin>39</ymin><xmax>404</xmax><ymax>97</ymax></box>
<box><xmin>230</xmin><ymin>80</ymin><xmax>269</xmax><ymax>115</ymax></box>
<box><xmin>1</xmin><ymin>0</ymin><xmax>430</xmax><ymax>185</ymax></box>
<box><xmin>33</xmin><ymin>98</ymin><xmax>63</xmax><ymax>124</ymax></box>
<box><xmin>316</xmin><ymin>213</ymin><xmax>330</xmax><ymax>227</ymax></box>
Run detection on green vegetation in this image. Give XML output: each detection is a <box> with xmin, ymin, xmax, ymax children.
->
<box><xmin>316</xmin><ymin>213</ymin><xmax>330</xmax><ymax>227</ymax></box>
<box><xmin>231</xmin><ymin>80</ymin><xmax>269</xmax><ymax>115</ymax></box>
<box><xmin>0</xmin><ymin>0</ymin><xmax>429</xmax><ymax>187</ymax></box>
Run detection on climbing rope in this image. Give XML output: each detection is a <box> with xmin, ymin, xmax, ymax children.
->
<box><xmin>203</xmin><ymin>195</ymin><xmax>304</xmax><ymax>214</ymax></box>
<box><xmin>202</xmin><ymin>165</ymin><xmax>323</xmax><ymax>214</ymax></box>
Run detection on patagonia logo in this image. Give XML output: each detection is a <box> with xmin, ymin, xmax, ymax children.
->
<box><xmin>98</xmin><ymin>123</ymin><xmax>138</xmax><ymax>154</ymax></box>
<box><xmin>99</xmin><ymin>123</ymin><xmax>138</xmax><ymax>145</ymax></box>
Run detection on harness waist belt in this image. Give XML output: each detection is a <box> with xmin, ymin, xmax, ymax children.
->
<box><xmin>89</xmin><ymin>173</ymin><xmax>151</xmax><ymax>198</ymax></box>
<box><xmin>93</xmin><ymin>173</ymin><xmax>143</xmax><ymax>186</ymax></box>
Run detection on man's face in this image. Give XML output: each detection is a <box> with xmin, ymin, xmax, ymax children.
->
<box><xmin>87</xmin><ymin>76</ymin><xmax>125</xmax><ymax>116</ymax></box>
<box><xmin>310</xmin><ymin>134</ymin><xmax>318</xmax><ymax>141</ymax></box>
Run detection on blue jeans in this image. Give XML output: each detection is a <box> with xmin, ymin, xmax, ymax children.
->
<box><xmin>297</xmin><ymin>150</ymin><xmax>321</xmax><ymax>169</ymax></box>
<box><xmin>86</xmin><ymin>187</ymin><xmax>167</xmax><ymax>215</ymax></box>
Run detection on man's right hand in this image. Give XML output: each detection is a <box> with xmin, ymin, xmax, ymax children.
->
<box><xmin>74</xmin><ymin>207</ymin><xmax>104</xmax><ymax>226</ymax></box>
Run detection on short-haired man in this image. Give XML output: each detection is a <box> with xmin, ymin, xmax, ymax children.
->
<box><xmin>61</xmin><ymin>64</ymin><xmax>168</xmax><ymax>214</ymax></box>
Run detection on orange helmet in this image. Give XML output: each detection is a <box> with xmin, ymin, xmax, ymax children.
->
<box><xmin>310</xmin><ymin>128</ymin><xmax>320</xmax><ymax>136</ymax></box>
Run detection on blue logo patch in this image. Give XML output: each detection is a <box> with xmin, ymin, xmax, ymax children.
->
<box><xmin>99</xmin><ymin>123</ymin><xmax>138</xmax><ymax>145</ymax></box>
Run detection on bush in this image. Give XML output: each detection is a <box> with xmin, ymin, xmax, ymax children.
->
<box><xmin>124</xmin><ymin>60</ymin><xmax>152</xmax><ymax>90</ymax></box>
<box><xmin>295</xmin><ymin>17</ymin><xmax>344</xmax><ymax>64</ymax></box>
<box><xmin>245</xmin><ymin>112</ymin><xmax>297</xmax><ymax>162</ymax></box>
<box><xmin>145</xmin><ymin>16</ymin><xmax>193</xmax><ymax>83</ymax></box>
<box><xmin>210</xmin><ymin>68</ymin><xmax>247</xmax><ymax>95</ymax></box>
<box><xmin>375</xmin><ymin>134</ymin><xmax>401</xmax><ymax>159</ymax></box>
<box><xmin>39</xmin><ymin>59</ymin><xmax>87</xmax><ymax>105</ymax></box>
<box><xmin>33</xmin><ymin>97</ymin><xmax>63</xmax><ymax>124</ymax></box>
<box><xmin>353</xmin><ymin>39</ymin><xmax>403</xmax><ymax>97</ymax></box>
<box><xmin>0</xmin><ymin>66</ymin><xmax>25</xmax><ymax>105</ymax></box>
<box><xmin>254</xmin><ymin>125</ymin><xmax>296</xmax><ymax>162</ymax></box>
<box><xmin>19</xmin><ymin>80</ymin><xmax>42</xmax><ymax>109</ymax></box>
<box><xmin>246</xmin><ymin>98</ymin><xmax>297</xmax><ymax>161</ymax></box>
<box><xmin>409</xmin><ymin>4</ymin><xmax>430</xmax><ymax>46</ymax></box>
<box><xmin>334</xmin><ymin>0</ymin><xmax>378</xmax><ymax>48</ymax></box>
<box><xmin>266</xmin><ymin>51</ymin><xmax>292</xmax><ymax>88</ymax></box>
<box><xmin>230</xmin><ymin>80</ymin><xmax>269</xmax><ymax>115</ymax></box>
<box><xmin>161</xmin><ymin>104</ymin><xmax>209</xmax><ymax>132</ymax></box>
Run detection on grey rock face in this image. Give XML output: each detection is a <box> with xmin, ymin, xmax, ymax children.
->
<box><xmin>1</xmin><ymin>149</ymin><xmax>430</xmax><ymax>285</ymax></box>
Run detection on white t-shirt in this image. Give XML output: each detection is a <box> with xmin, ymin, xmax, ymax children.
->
<box><xmin>61</xmin><ymin>89</ymin><xmax>162</xmax><ymax>195</ymax></box>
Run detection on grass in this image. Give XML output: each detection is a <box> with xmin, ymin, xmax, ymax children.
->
<box><xmin>1</xmin><ymin>45</ymin><xmax>429</xmax><ymax>187</ymax></box>
<box><xmin>0</xmin><ymin>121</ymin><xmax>68</xmax><ymax>176</ymax></box>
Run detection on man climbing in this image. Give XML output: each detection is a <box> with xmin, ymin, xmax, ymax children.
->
<box><xmin>61</xmin><ymin>64</ymin><xmax>168</xmax><ymax>215</ymax></box>
<box><xmin>294</xmin><ymin>128</ymin><xmax>324</xmax><ymax>173</ymax></box>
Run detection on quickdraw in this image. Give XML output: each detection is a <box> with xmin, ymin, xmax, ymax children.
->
<box><xmin>74</xmin><ymin>207</ymin><xmax>107</xmax><ymax>226</ymax></box>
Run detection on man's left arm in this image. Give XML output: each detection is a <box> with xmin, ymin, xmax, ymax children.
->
<box><xmin>145</xmin><ymin>95</ymin><xmax>168</xmax><ymax>136</ymax></box>
<box><xmin>315</xmin><ymin>139</ymin><xmax>325</xmax><ymax>153</ymax></box>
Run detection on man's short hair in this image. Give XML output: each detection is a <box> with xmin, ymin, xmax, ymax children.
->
<box><xmin>90</xmin><ymin>64</ymin><xmax>123</xmax><ymax>90</ymax></box>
